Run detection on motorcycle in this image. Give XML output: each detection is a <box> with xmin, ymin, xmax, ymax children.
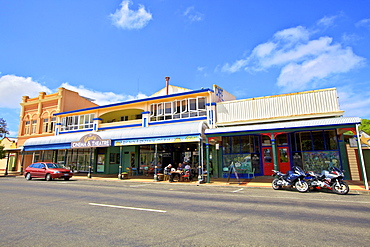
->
<box><xmin>272</xmin><ymin>166</ymin><xmax>309</xmax><ymax>192</ymax></box>
<box><xmin>305</xmin><ymin>167</ymin><xmax>349</xmax><ymax>195</ymax></box>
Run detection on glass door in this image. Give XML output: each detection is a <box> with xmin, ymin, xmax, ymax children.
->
<box><xmin>262</xmin><ymin>147</ymin><xmax>274</xmax><ymax>175</ymax></box>
<box><xmin>278</xmin><ymin>147</ymin><xmax>290</xmax><ymax>173</ymax></box>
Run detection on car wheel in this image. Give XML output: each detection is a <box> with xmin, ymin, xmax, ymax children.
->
<box><xmin>45</xmin><ymin>174</ymin><xmax>53</xmax><ymax>181</ymax></box>
<box><xmin>25</xmin><ymin>173</ymin><xmax>32</xmax><ymax>180</ymax></box>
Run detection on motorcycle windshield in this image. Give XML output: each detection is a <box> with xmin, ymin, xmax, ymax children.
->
<box><xmin>293</xmin><ymin>166</ymin><xmax>305</xmax><ymax>175</ymax></box>
<box><xmin>332</xmin><ymin>167</ymin><xmax>342</xmax><ymax>173</ymax></box>
<box><xmin>331</xmin><ymin>166</ymin><xmax>344</xmax><ymax>176</ymax></box>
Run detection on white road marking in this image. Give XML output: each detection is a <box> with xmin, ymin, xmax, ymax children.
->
<box><xmin>89</xmin><ymin>203</ymin><xmax>167</xmax><ymax>213</ymax></box>
<box><xmin>232</xmin><ymin>188</ymin><xmax>244</xmax><ymax>193</ymax></box>
<box><xmin>129</xmin><ymin>184</ymin><xmax>149</xmax><ymax>188</ymax></box>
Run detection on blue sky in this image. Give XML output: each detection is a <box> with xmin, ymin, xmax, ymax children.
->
<box><xmin>1</xmin><ymin>0</ymin><xmax>370</xmax><ymax>136</ymax></box>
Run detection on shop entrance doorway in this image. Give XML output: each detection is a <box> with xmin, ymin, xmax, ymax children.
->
<box><xmin>262</xmin><ymin>147</ymin><xmax>274</xmax><ymax>175</ymax></box>
<box><xmin>277</xmin><ymin>147</ymin><xmax>290</xmax><ymax>173</ymax></box>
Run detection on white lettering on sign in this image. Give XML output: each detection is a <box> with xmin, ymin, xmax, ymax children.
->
<box><xmin>71</xmin><ymin>134</ymin><xmax>111</xmax><ymax>149</ymax></box>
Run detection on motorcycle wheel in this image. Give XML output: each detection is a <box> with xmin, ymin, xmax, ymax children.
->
<box><xmin>295</xmin><ymin>180</ymin><xmax>309</xmax><ymax>193</ymax></box>
<box><xmin>272</xmin><ymin>178</ymin><xmax>282</xmax><ymax>190</ymax></box>
<box><xmin>332</xmin><ymin>181</ymin><xmax>349</xmax><ymax>195</ymax></box>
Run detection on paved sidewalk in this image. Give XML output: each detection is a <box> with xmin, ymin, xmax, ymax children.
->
<box><xmin>71</xmin><ymin>174</ymin><xmax>370</xmax><ymax>193</ymax></box>
<box><xmin>3</xmin><ymin>173</ymin><xmax>368</xmax><ymax>193</ymax></box>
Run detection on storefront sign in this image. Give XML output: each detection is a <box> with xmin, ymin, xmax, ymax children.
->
<box><xmin>114</xmin><ymin>135</ymin><xmax>200</xmax><ymax>146</ymax></box>
<box><xmin>71</xmin><ymin>133</ymin><xmax>111</xmax><ymax>149</ymax></box>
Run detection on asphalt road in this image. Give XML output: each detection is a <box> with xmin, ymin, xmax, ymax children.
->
<box><xmin>0</xmin><ymin>177</ymin><xmax>369</xmax><ymax>247</ymax></box>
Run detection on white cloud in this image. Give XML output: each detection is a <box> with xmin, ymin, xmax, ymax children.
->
<box><xmin>0</xmin><ymin>75</ymin><xmax>51</xmax><ymax>108</ymax></box>
<box><xmin>277</xmin><ymin>46</ymin><xmax>364</xmax><ymax>91</ymax></box>
<box><xmin>110</xmin><ymin>0</ymin><xmax>152</xmax><ymax>30</ymax></box>
<box><xmin>317</xmin><ymin>15</ymin><xmax>338</xmax><ymax>28</ymax></box>
<box><xmin>183</xmin><ymin>6</ymin><xmax>204</xmax><ymax>22</ymax></box>
<box><xmin>221</xmin><ymin>59</ymin><xmax>249</xmax><ymax>73</ymax></box>
<box><xmin>220</xmin><ymin>23</ymin><xmax>365</xmax><ymax>92</ymax></box>
<box><xmin>337</xmin><ymin>85</ymin><xmax>370</xmax><ymax>119</ymax></box>
<box><xmin>0</xmin><ymin>74</ymin><xmax>148</xmax><ymax>110</ymax></box>
<box><xmin>356</xmin><ymin>18</ymin><xmax>370</xmax><ymax>29</ymax></box>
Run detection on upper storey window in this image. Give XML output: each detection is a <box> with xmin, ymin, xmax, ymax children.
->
<box><xmin>24</xmin><ymin>121</ymin><xmax>30</xmax><ymax>135</ymax></box>
<box><xmin>61</xmin><ymin>113</ymin><xmax>94</xmax><ymax>131</ymax></box>
<box><xmin>150</xmin><ymin>97</ymin><xmax>206</xmax><ymax>122</ymax></box>
<box><xmin>31</xmin><ymin>120</ymin><xmax>37</xmax><ymax>134</ymax></box>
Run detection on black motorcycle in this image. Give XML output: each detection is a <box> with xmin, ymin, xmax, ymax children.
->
<box><xmin>272</xmin><ymin>166</ymin><xmax>309</xmax><ymax>192</ymax></box>
<box><xmin>305</xmin><ymin>167</ymin><xmax>349</xmax><ymax>195</ymax></box>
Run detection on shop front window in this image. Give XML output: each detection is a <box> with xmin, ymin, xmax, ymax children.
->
<box><xmin>223</xmin><ymin>137</ymin><xmax>231</xmax><ymax>154</ymax></box>
<box><xmin>290</xmin><ymin>130</ymin><xmax>340</xmax><ymax>172</ymax></box>
<box><xmin>261</xmin><ymin>135</ymin><xmax>271</xmax><ymax>146</ymax></box>
<box><xmin>299</xmin><ymin>132</ymin><xmax>312</xmax><ymax>151</ymax></box>
<box><xmin>325</xmin><ymin>130</ymin><xmax>338</xmax><ymax>150</ymax></box>
<box><xmin>312</xmin><ymin>131</ymin><xmax>325</xmax><ymax>151</ymax></box>
<box><xmin>276</xmin><ymin>134</ymin><xmax>288</xmax><ymax>146</ymax></box>
<box><xmin>222</xmin><ymin>135</ymin><xmax>261</xmax><ymax>177</ymax></box>
<box><xmin>231</xmin><ymin>136</ymin><xmax>240</xmax><ymax>153</ymax></box>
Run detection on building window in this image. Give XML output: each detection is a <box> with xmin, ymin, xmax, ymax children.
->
<box><xmin>24</xmin><ymin>121</ymin><xmax>30</xmax><ymax>135</ymax></box>
<box><xmin>121</xmin><ymin>116</ymin><xmax>128</xmax><ymax>121</ymax></box>
<box><xmin>61</xmin><ymin>114</ymin><xmax>94</xmax><ymax>131</ymax></box>
<box><xmin>43</xmin><ymin>118</ymin><xmax>49</xmax><ymax>133</ymax></box>
<box><xmin>222</xmin><ymin>135</ymin><xmax>261</xmax><ymax>175</ymax></box>
<box><xmin>31</xmin><ymin>120</ymin><xmax>37</xmax><ymax>134</ymax></box>
<box><xmin>149</xmin><ymin>96</ymin><xmax>207</xmax><ymax>122</ymax></box>
<box><xmin>50</xmin><ymin>117</ymin><xmax>56</xmax><ymax>133</ymax></box>
<box><xmin>290</xmin><ymin>130</ymin><xmax>340</xmax><ymax>172</ymax></box>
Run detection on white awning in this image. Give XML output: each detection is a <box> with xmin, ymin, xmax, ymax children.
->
<box><xmin>23</xmin><ymin>121</ymin><xmax>208</xmax><ymax>150</ymax></box>
<box><xmin>205</xmin><ymin>117</ymin><xmax>361</xmax><ymax>135</ymax></box>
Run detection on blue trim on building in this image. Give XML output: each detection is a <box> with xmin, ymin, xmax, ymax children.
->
<box><xmin>93</xmin><ymin>118</ymin><xmax>102</xmax><ymax>121</ymax></box>
<box><xmin>148</xmin><ymin>117</ymin><xmax>207</xmax><ymax>126</ymax></box>
<box><xmin>24</xmin><ymin>143</ymin><xmax>71</xmax><ymax>151</ymax></box>
<box><xmin>113</xmin><ymin>133</ymin><xmax>201</xmax><ymax>143</ymax></box>
<box><xmin>56</xmin><ymin>123</ymin><xmax>62</xmax><ymax>125</ymax></box>
<box><xmin>141</xmin><ymin>111</ymin><xmax>150</xmax><ymax>114</ymax></box>
<box><xmin>59</xmin><ymin>128</ymin><xmax>93</xmax><ymax>135</ymax></box>
<box><xmin>54</xmin><ymin>88</ymin><xmax>213</xmax><ymax>116</ymax></box>
<box><xmin>99</xmin><ymin>123</ymin><xmax>142</xmax><ymax>130</ymax></box>
<box><xmin>206</xmin><ymin>102</ymin><xmax>216</xmax><ymax>106</ymax></box>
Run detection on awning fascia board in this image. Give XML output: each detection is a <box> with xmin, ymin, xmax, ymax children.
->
<box><xmin>205</xmin><ymin>117</ymin><xmax>361</xmax><ymax>137</ymax></box>
<box><xmin>23</xmin><ymin>121</ymin><xmax>208</xmax><ymax>150</ymax></box>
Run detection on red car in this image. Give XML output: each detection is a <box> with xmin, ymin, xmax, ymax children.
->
<box><xmin>24</xmin><ymin>162</ymin><xmax>73</xmax><ymax>181</ymax></box>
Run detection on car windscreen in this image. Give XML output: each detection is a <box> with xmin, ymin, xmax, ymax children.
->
<box><xmin>45</xmin><ymin>163</ymin><xmax>64</xmax><ymax>169</ymax></box>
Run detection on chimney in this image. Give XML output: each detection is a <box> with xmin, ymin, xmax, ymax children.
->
<box><xmin>165</xmin><ymin>77</ymin><xmax>170</xmax><ymax>95</ymax></box>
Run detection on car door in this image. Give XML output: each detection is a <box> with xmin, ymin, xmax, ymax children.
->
<box><xmin>33</xmin><ymin>163</ymin><xmax>46</xmax><ymax>178</ymax></box>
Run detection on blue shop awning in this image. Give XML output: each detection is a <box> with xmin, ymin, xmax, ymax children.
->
<box><xmin>23</xmin><ymin>121</ymin><xmax>208</xmax><ymax>151</ymax></box>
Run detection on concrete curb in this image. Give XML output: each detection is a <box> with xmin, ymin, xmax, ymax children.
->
<box><xmin>70</xmin><ymin>175</ymin><xmax>370</xmax><ymax>194</ymax></box>
<box><xmin>6</xmin><ymin>175</ymin><xmax>369</xmax><ymax>194</ymax></box>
